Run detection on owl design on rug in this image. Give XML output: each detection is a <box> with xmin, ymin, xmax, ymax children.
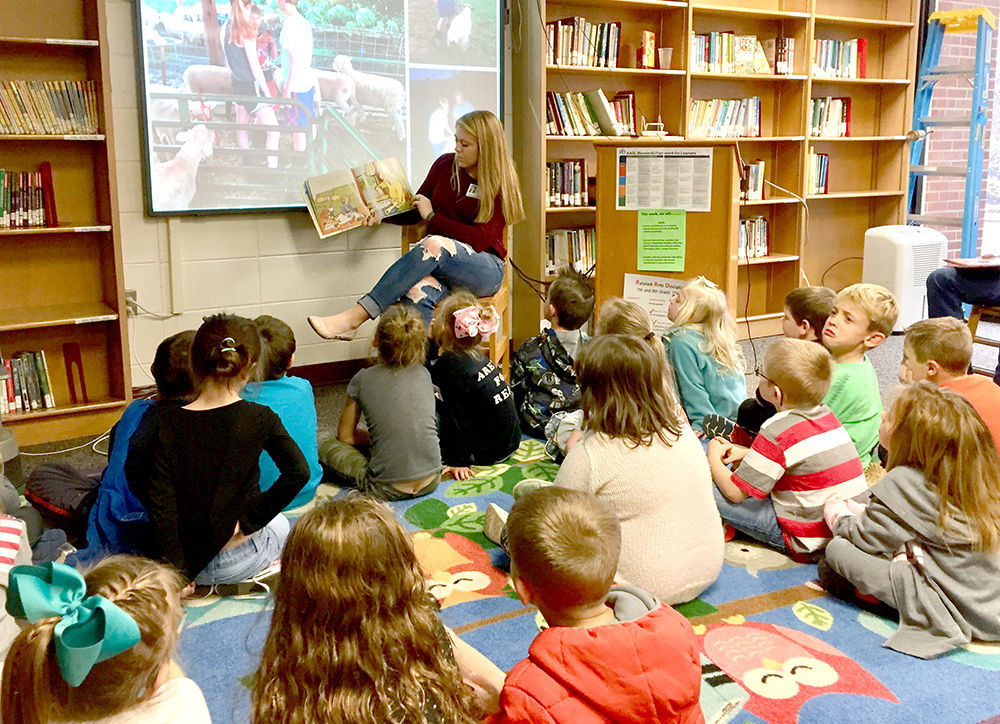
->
<box><xmin>724</xmin><ymin>539</ymin><xmax>798</xmax><ymax>577</ymax></box>
<box><xmin>699</xmin><ymin>619</ymin><xmax>898</xmax><ymax>724</ymax></box>
<box><xmin>412</xmin><ymin>531</ymin><xmax>509</xmax><ymax>607</ymax></box>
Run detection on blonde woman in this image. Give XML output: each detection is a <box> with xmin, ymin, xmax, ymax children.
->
<box><xmin>663</xmin><ymin>277</ymin><xmax>746</xmax><ymax>435</ymax></box>
<box><xmin>308</xmin><ymin>110</ymin><xmax>525</xmax><ymax>338</ymax></box>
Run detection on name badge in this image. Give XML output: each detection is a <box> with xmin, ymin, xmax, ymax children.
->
<box><xmin>466</xmin><ymin>183</ymin><xmax>480</xmax><ymax>199</ymax></box>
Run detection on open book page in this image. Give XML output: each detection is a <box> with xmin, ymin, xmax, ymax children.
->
<box><xmin>352</xmin><ymin>157</ymin><xmax>414</xmax><ymax>220</ymax></box>
<box><xmin>944</xmin><ymin>256</ymin><xmax>1000</xmax><ymax>269</ymax></box>
<box><xmin>302</xmin><ymin>169</ymin><xmax>371</xmax><ymax>239</ymax></box>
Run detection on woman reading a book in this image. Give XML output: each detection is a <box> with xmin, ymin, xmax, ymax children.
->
<box><xmin>927</xmin><ymin>259</ymin><xmax>1000</xmax><ymax>383</ymax></box>
<box><xmin>308</xmin><ymin>110</ymin><xmax>525</xmax><ymax>337</ymax></box>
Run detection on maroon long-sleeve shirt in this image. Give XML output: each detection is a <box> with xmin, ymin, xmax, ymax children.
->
<box><xmin>391</xmin><ymin>153</ymin><xmax>507</xmax><ymax>258</ymax></box>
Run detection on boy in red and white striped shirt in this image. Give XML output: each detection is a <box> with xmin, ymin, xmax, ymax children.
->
<box><xmin>707</xmin><ymin>338</ymin><xmax>868</xmax><ymax>559</ymax></box>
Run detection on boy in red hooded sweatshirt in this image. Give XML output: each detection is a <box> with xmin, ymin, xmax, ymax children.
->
<box><xmin>484</xmin><ymin>486</ymin><xmax>704</xmax><ymax>723</ymax></box>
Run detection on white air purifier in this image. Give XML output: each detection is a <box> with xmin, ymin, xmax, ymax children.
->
<box><xmin>862</xmin><ymin>225</ymin><xmax>946</xmax><ymax>332</ymax></box>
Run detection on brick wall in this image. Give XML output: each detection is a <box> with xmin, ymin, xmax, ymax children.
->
<box><xmin>920</xmin><ymin>0</ymin><xmax>1000</xmax><ymax>257</ymax></box>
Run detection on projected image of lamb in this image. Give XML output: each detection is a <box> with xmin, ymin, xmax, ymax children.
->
<box><xmin>408</xmin><ymin>0</ymin><xmax>498</xmax><ymax>67</ymax></box>
<box><xmin>136</xmin><ymin>0</ymin><xmax>490</xmax><ymax>215</ymax></box>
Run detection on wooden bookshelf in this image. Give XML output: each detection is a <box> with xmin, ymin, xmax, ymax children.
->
<box><xmin>511</xmin><ymin>0</ymin><xmax>920</xmax><ymax>341</ymax></box>
<box><xmin>0</xmin><ymin>0</ymin><xmax>131</xmax><ymax>444</ymax></box>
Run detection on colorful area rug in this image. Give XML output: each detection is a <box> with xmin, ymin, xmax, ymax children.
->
<box><xmin>177</xmin><ymin>439</ymin><xmax>1000</xmax><ymax>723</ymax></box>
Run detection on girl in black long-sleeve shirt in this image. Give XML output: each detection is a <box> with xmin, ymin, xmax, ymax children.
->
<box><xmin>126</xmin><ymin>314</ymin><xmax>308</xmax><ymax>584</ymax></box>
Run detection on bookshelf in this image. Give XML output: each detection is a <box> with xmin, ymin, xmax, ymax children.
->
<box><xmin>510</xmin><ymin>0</ymin><xmax>919</xmax><ymax>341</ymax></box>
<box><xmin>0</xmin><ymin>0</ymin><xmax>131</xmax><ymax>445</ymax></box>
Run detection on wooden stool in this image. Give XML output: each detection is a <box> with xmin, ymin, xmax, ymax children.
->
<box><xmin>401</xmin><ymin>224</ymin><xmax>512</xmax><ymax>378</ymax></box>
<box><xmin>967</xmin><ymin>305</ymin><xmax>1000</xmax><ymax>377</ymax></box>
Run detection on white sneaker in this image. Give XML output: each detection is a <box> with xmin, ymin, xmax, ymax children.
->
<box><xmin>512</xmin><ymin>478</ymin><xmax>551</xmax><ymax>500</ymax></box>
<box><xmin>483</xmin><ymin>503</ymin><xmax>509</xmax><ymax>545</ymax></box>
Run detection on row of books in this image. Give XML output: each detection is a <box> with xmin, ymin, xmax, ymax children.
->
<box><xmin>810</xmin><ymin>96</ymin><xmax>851</xmax><ymax>137</ymax></box>
<box><xmin>738</xmin><ymin>216</ymin><xmax>769</xmax><ymax>259</ymax></box>
<box><xmin>545</xmin><ymin>17</ymin><xmax>621</xmax><ymax>68</ymax></box>
<box><xmin>545</xmin><ymin>228</ymin><xmax>595</xmax><ymax>276</ymax></box>
<box><xmin>743</xmin><ymin>160</ymin><xmax>765</xmax><ymax>201</ymax></box>
<box><xmin>690</xmin><ymin>33</ymin><xmax>794</xmax><ymax>75</ymax></box>
<box><xmin>688</xmin><ymin>97</ymin><xmax>761</xmax><ymax>138</ymax></box>
<box><xmin>546</xmin><ymin>89</ymin><xmax>636</xmax><ymax>137</ymax></box>
<box><xmin>812</xmin><ymin>38</ymin><xmax>868</xmax><ymax>79</ymax></box>
<box><xmin>807</xmin><ymin>150</ymin><xmax>830</xmax><ymax>194</ymax></box>
<box><xmin>546</xmin><ymin>159</ymin><xmax>590</xmax><ymax>208</ymax></box>
<box><xmin>1</xmin><ymin>165</ymin><xmax>57</xmax><ymax>229</ymax></box>
<box><xmin>1</xmin><ymin>351</ymin><xmax>56</xmax><ymax>415</ymax></box>
<box><xmin>0</xmin><ymin>80</ymin><xmax>99</xmax><ymax>136</ymax></box>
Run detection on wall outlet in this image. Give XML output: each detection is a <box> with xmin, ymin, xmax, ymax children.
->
<box><xmin>125</xmin><ymin>290</ymin><xmax>138</xmax><ymax>317</ymax></box>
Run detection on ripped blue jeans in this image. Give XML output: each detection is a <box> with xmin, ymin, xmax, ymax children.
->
<box><xmin>358</xmin><ymin>235</ymin><xmax>505</xmax><ymax>325</ymax></box>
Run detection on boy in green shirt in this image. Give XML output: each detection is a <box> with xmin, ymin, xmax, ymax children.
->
<box><xmin>821</xmin><ymin>283</ymin><xmax>898</xmax><ymax>467</ymax></box>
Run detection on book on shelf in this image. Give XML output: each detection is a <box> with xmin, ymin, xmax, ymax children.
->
<box><xmin>690</xmin><ymin>32</ymin><xmax>778</xmax><ymax>74</ymax></box>
<box><xmin>0</xmin><ymin>167</ymin><xmax>57</xmax><ymax>230</ymax></box>
<box><xmin>0</xmin><ymin>80</ymin><xmax>99</xmax><ymax>135</ymax></box>
<box><xmin>807</xmin><ymin>150</ymin><xmax>829</xmax><ymax>194</ymax></box>
<box><xmin>739</xmin><ymin>216</ymin><xmax>769</xmax><ymax>259</ymax></box>
<box><xmin>761</xmin><ymin>37</ymin><xmax>794</xmax><ymax>75</ymax></box>
<box><xmin>301</xmin><ymin>158</ymin><xmax>414</xmax><ymax>239</ymax></box>
<box><xmin>810</xmin><ymin>96</ymin><xmax>851</xmax><ymax>137</ymax></box>
<box><xmin>1</xmin><ymin>350</ymin><xmax>56</xmax><ymax>415</ymax></box>
<box><xmin>546</xmin><ymin>159</ymin><xmax>589</xmax><ymax>208</ymax></box>
<box><xmin>637</xmin><ymin>30</ymin><xmax>656</xmax><ymax>69</ymax></box>
<box><xmin>688</xmin><ymin>97</ymin><xmax>761</xmax><ymax>138</ymax></box>
<box><xmin>546</xmin><ymin>227</ymin><xmax>595</xmax><ymax>275</ymax></box>
<box><xmin>744</xmin><ymin>160</ymin><xmax>765</xmax><ymax>201</ymax></box>
<box><xmin>546</xmin><ymin>17</ymin><xmax>620</xmax><ymax>68</ymax></box>
<box><xmin>613</xmin><ymin>91</ymin><xmax>638</xmax><ymax>136</ymax></box>
<box><xmin>547</xmin><ymin>90</ymin><xmax>627</xmax><ymax>137</ymax></box>
<box><xmin>813</xmin><ymin>38</ymin><xmax>867</xmax><ymax>79</ymax></box>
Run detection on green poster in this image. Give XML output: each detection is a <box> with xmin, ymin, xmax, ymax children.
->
<box><xmin>637</xmin><ymin>209</ymin><xmax>686</xmax><ymax>271</ymax></box>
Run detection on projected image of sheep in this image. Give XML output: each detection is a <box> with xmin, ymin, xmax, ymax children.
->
<box><xmin>134</xmin><ymin>0</ymin><xmax>501</xmax><ymax>215</ymax></box>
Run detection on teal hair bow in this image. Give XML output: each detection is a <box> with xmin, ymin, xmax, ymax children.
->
<box><xmin>6</xmin><ymin>562</ymin><xmax>141</xmax><ymax>687</ymax></box>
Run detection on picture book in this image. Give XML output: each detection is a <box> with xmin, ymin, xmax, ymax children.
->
<box><xmin>302</xmin><ymin>157</ymin><xmax>414</xmax><ymax>239</ymax></box>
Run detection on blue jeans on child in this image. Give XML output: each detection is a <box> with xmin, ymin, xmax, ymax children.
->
<box><xmin>358</xmin><ymin>235</ymin><xmax>505</xmax><ymax>325</ymax></box>
<box><xmin>926</xmin><ymin>266</ymin><xmax>1000</xmax><ymax>382</ymax></box>
<box><xmin>194</xmin><ymin>514</ymin><xmax>290</xmax><ymax>585</ymax></box>
<box><xmin>712</xmin><ymin>487</ymin><xmax>787</xmax><ymax>551</ymax></box>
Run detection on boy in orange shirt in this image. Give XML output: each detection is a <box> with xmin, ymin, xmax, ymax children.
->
<box><xmin>900</xmin><ymin>317</ymin><xmax>1000</xmax><ymax>453</ymax></box>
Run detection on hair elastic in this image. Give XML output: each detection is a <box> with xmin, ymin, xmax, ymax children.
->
<box><xmin>453</xmin><ymin>305</ymin><xmax>499</xmax><ymax>339</ymax></box>
<box><xmin>220</xmin><ymin>337</ymin><xmax>238</xmax><ymax>354</ymax></box>
<box><xmin>6</xmin><ymin>562</ymin><xmax>141</xmax><ymax>687</ymax></box>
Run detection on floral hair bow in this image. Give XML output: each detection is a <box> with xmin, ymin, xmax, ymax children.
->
<box><xmin>453</xmin><ymin>305</ymin><xmax>499</xmax><ymax>339</ymax></box>
<box><xmin>6</xmin><ymin>562</ymin><xmax>141</xmax><ymax>687</ymax></box>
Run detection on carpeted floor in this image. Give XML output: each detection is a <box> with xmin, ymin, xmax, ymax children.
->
<box><xmin>8</xmin><ymin>325</ymin><xmax>1000</xmax><ymax>723</ymax></box>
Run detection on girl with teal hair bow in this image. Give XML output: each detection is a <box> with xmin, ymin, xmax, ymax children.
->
<box><xmin>1</xmin><ymin>556</ymin><xmax>210</xmax><ymax>723</ymax></box>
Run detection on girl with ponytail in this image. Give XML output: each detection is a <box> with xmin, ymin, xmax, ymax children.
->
<box><xmin>125</xmin><ymin>314</ymin><xmax>308</xmax><ymax>588</ymax></box>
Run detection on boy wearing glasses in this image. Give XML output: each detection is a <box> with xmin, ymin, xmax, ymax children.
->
<box><xmin>706</xmin><ymin>338</ymin><xmax>867</xmax><ymax>558</ymax></box>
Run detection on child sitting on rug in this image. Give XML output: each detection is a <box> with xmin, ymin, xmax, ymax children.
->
<box><xmin>511</xmin><ymin>265</ymin><xmax>593</xmax><ymax>438</ymax></box>
<box><xmin>899</xmin><ymin>317</ymin><xmax>1000</xmax><ymax>454</ymax></box>
<box><xmin>705</xmin><ymin>286</ymin><xmax>837</xmax><ymax>445</ymax></box>
<box><xmin>240</xmin><ymin>315</ymin><xmax>323</xmax><ymax>510</ymax></box>
<box><xmin>252</xmin><ymin>496</ymin><xmax>504</xmax><ymax>722</ymax></box>
<box><xmin>821</xmin><ymin>283</ymin><xmax>898</xmax><ymax>467</ymax></box>
<box><xmin>320</xmin><ymin>304</ymin><xmax>442</xmax><ymax>500</ymax></box>
<box><xmin>2</xmin><ymin>556</ymin><xmax>210</xmax><ymax>723</ymax></box>
<box><xmin>707</xmin><ymin>338</ymin><xmax>868</xmax><ymax>558</ymax></box>
<box><xmin>532</xmin><ymin>334</ymin><xmax>723</xmax><ymax>604</ymax></box>
<box><xmin>822</xmin><ymin>382</ymin><xmax>1000</xmax><ymax>658</ymax></box>
<box><xmin>662</xmin><ymin>276</ymin><xmax>746</xmax><ymax>435</ymax></box>
<box><xmin>545</xmin><ymin>297</ymin><xmax>667</xmax><ymax>460</ymax></box>
<box><xmin>126</xmin><ymin>314</ymin><xmax>308</xmax><ymax>586</ymax></box>
<box><xmin>430</xmin><ymin>289</ymin><xmax>520</xmax><ymax>481</ymax></box>
<box><xmin>485</xmin><ymin>486</ymin><xmax>703</xmax><ymax>723</ymax></box>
